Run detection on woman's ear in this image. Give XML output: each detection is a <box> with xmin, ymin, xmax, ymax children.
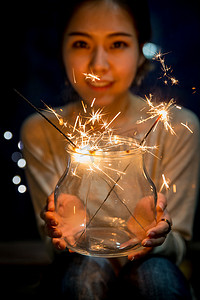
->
<box><xmin>138</xmin><ymin>53</ymin><xmax>145</xmax><ymax>68</ymax></box>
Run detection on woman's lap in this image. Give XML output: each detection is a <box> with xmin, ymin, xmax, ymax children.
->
<box><xmin>117</xmin><ymin>256</ymin><xmax>192</xmax><ymax>300</ymax></box>
<box><xmin>41</xmin><ymin>253</ymin><xmax>192</xmax><ymax>299</ymax></box>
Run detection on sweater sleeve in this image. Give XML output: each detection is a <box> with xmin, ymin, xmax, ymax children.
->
<box><xmin>150</xmin><ymin>109</ymin><xmax>200</xmax><ymax>264</ymax></box>
<box><xmin>20</xmin><ymin>114</ymin><xmax>62</xmax><ymax>238</ymax></box>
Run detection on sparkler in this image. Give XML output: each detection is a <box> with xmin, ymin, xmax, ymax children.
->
<box><xmin>14</xmin><ymin>89</ymin><xmax>77</xmax><ymax>148</ymax></box>
<box><xmin>137</xmin><ymin>93</ymin><xmax>193</xmax><ymax>142</ymax></box>
<box><xmin>153</xmin><ymin>51</ymin><xmax>179</xmax><ymax>86</ymax></box>
<box><xmin>14</xmin><ymin>88</ymin><xmax>124</xmax><ymax>160</ymax></box>
<box><xmin>139</xmin><ymin>95</ymin><xmax>176</xmax><ymax>145</ymax></box>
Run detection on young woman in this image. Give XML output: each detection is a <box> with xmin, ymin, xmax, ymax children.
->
<box><xmin>21</xmin><ymin>0</ymin><xmax>199</xmax><ymax>298</ymax></box>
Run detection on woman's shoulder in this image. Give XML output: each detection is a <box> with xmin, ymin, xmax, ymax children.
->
<box><xmin>171</xmin><ymin>105</ymin><xmax>200</xmax><ymax>135</ymax></box>
<box><xmin>160</xmin><ymin>105</ymin><xmax>200</xmax><ymax>157</ymax></box>
<box><xmin>20</xmin><ymin>103</ymin><xmax>74</xmax><ymax>145</ymax></box>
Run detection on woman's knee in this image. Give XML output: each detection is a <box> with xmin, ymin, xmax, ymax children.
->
<box><xmin>61</xmin><ymin>256</ymin><xmax>116</xmax><ymax>299</ymax></box>
<box><xmin>119</xmin><ymin>256</ymin><xmax>192</xmax><ymax>300</ymax></box>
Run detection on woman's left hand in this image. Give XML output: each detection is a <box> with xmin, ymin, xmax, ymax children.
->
<box><xmin>128</xmin><ymin>193</ymin><xmax>172</xmax><ymax>261</ymax></box>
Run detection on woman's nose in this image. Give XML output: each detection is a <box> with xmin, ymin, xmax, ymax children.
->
<box><xmin>90</xmin><ymin>47</ymin><xmax>109</xmax><ymax>74</ymax></box>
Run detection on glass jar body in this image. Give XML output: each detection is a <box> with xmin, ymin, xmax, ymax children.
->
<box><xmin>54</xmin><ymin>137</ymin><xmax>157</xmax><ymax>257</ymax></box>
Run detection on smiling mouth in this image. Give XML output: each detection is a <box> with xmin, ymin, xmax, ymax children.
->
<box><xmin>87</xmin><ymin>80</ymin><xmax>113</xmax><ymax>88</ymax></box>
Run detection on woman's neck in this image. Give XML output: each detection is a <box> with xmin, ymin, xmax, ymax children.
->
<box><xmin>103</xmin><ymin>92</ymin><xmax>132</xmax><ymax>118</ymax></box>
<box><xmin>73</xmin><ymin>91</ymin><xmax>133</xmax><ymax>122</ymax></box>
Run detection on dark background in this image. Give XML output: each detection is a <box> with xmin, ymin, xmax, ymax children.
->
<box><xmin>1</xmin><ymin>0</ymin><xmax>200</xmax><ymax>294</ymax></box>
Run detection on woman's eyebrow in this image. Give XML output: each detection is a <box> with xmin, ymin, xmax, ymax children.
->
<box><xmin>68</xmin><ymin>32</ymin><xmax>91</xmax><ymax>38</ymax></box>
<box><xmin>108</xmin><ymin>32</ymin><xmax>133</xmax><ymax>38</ymax></box>
<box><xmin>67</xmin><ymin>32</ymin><xmax>133</xmax><ymax>38</ymax></box>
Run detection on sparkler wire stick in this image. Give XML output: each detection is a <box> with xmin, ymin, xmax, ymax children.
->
<box><xmin>14</xmin><ymin>89</ymin><xmax>77</xmax><ymax>148</ymax></box>
<box><xmin>139</xmin><ymin>115</ymin><xmax>162</xmax><ymax>146</ymax></box>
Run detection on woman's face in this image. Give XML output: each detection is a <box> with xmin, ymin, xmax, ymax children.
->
<box><xmin>62</xmin><ymin>1</ymin><xmax>144</xmax><ymax>108</ymax></box>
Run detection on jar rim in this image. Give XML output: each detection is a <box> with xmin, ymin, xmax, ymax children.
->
<box><xmin>66</xmin><ymin>135</ymin><xmax>144</xmax><ymax>158</ymax></box>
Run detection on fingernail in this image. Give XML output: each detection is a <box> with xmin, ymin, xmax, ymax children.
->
<box><xmin>53</xmin><ymin>231</ymin><xmax>61</xmax><ymax>238</ymax></box>
<box><xmin>157</xmin><ymin>204</ymin><xmax>164</xmax><ymax>211</ymax></box>
<box><xmin>51</xmin><ymin>219</ymin><xmax>58</xmax><ymax>226</ymax></box>
<box><xmin>143</xmin><ymin>240</ymin><xmax>152</xmax><ymax>246</ymax></box>
<box><xmin>48</xmin><ymin>203</ymin><xmax>55</xmax><ymax>211</ymax></box>
<box><xmin>147</xmin><ymin>231</ymin><xmax>155</xmax><ymax>237</ymax></box>
<box><xmin>56</xmin><ymin>243</ymin><xmax>62</xmax><ymax>250</ymax></box>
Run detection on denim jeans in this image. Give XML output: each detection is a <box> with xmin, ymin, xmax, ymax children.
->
<box><xmin>42</xmin><ymin>253</ymin><xmax>192</xmax><ymax>300</ymax></box>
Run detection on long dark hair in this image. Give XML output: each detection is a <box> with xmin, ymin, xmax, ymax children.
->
<box><xmin>55</xmin><ymin>0</ymin><xmax>152</xmax><ymax>100</ymax></box>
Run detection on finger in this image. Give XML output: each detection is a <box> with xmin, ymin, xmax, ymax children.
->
<box><xmin>47</xmin><ymin>193</ymin><xmax>55</xmax><ymax>211</ymax></box>
<box><xmin>69</xmin><ymin>249</ymin><xmax>75</xmax><ymax>253</ymax></box>
<box><xmin>40</xmin><ymin>193</ymin><xmax>55</xmax><ymax>220</ymax></box>
<box><xmin>142</xmin><ymin>236</ymin><xmax>166</xmax><ymax>247</ymax></box>
<box><xmin>40</xmin><ymin>204</ymin><xmax>48</xmax><ymax>220</ymax></box>
<box><xmin>160</xmin><ymin>218</ymin><xmax>172</xmax><ymax>234</ymax></box>
<box><xmin>119</xmin><ymin>237</ymin><xmax>140</xmax><ymax>250</ymax></box>
<box><xmin>42</xmin><ymin>211</ymin><xmax>58</xmax><ymax>226</ymax></box>
<box><xmin>156</xmin><ymin>193</ymin><xmax>167</xmax><ymax>221</ymax></box>
<box><xmin>157</xmin><ymin>205</ymin><xmax>172</xmax><ymax>228</ymax></box>
<box><xmin>45</xmin><ymin>224</ymin><xmax>62</xmax><ymax>238</ymax></box>
<box><xmin>156</xmin><ymin>193</ymin><xmax>167</xmax><ymax>211</ymax></box>
<box><xmin>52</xmin><ymin>238</ymin><xmax>67</xmax><ymax>250</ymax></box>
<box><xmin>147</xmin><ymin>219</ymin><xmax>171</xmax><ymax>238</ymax></box>
<box><xmin>128</xmin><ymin>247</ymin><xmax>152</xmax><ymax>261</ymax></box>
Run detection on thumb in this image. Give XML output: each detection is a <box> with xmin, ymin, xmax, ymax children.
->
<box><xmin>156</xmin><ymin>193</ymin><xmax>167</xmax><ymax>220</ymax></box>
<box><xmin>47</xmin><ymin>193</ymin><xmax>55</xmax><ymax>211</ymax></box>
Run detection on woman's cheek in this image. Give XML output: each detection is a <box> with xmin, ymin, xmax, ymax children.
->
<box><xmin>66</xmin><ymin>58</ymin><xmax>89</xmax><ymax>84</ymax></box>
<box><xmin>114</xmin><ymin>53</ymin><xmax>139</xmax><ymax>83</ymax></box>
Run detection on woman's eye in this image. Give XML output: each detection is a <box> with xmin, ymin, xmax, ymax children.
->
<box><xmin>72</xmin><ymin>41</ymin><xmax>89</xmax><ymax>49</ymax></box>
<box><xmin>110</xmin><ymin>41</ymin><xmax>128</xmax><ymax>49</ymax></box>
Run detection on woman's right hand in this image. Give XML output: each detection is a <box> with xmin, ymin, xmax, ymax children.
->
<box><xmin>40</xmin><ymin>193</ymin><xmax>67</xmax><ymax>250</ymax></box>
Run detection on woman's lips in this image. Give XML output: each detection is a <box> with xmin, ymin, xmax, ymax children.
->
<box><xmin>86</xmin><ymin>80</ymin><xmax>114</xmax><ymax>91</ymax></box>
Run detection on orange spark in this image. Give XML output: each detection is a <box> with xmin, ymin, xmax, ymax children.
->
<box><xmin>181</xmin><ymin>122</ymin><xmax>193</xmax><ymax>133</ymax></box>
<box><xmin>72</xmin><ymin>68</ymin><xmax>77</xmax><ymax>83</ymax></box>
<box><xmin>159</xmin><ymin>174</ymin><xmax>170</xmax><ymax>192</ymax></box>
<box><xmin>91</xmin><ymin>98</ymin><xmax>96</xmax><ymax>107</ymax></box>
<box><xmin>83</xmin><ymin>72</ymin><xmax>100</xmax><ymax>82</ymax></box>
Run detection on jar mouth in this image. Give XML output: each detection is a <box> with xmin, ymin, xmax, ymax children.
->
<box><xmin>66</xmin><ymin>135</ymin><xmax>143</xmax><ymax>158</ymax></box>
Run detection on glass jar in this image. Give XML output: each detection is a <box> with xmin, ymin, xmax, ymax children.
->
<box><xmin>54</xmin><ymin>135</ymin><xmax>157</xmax><ymax>257</ymax></box>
